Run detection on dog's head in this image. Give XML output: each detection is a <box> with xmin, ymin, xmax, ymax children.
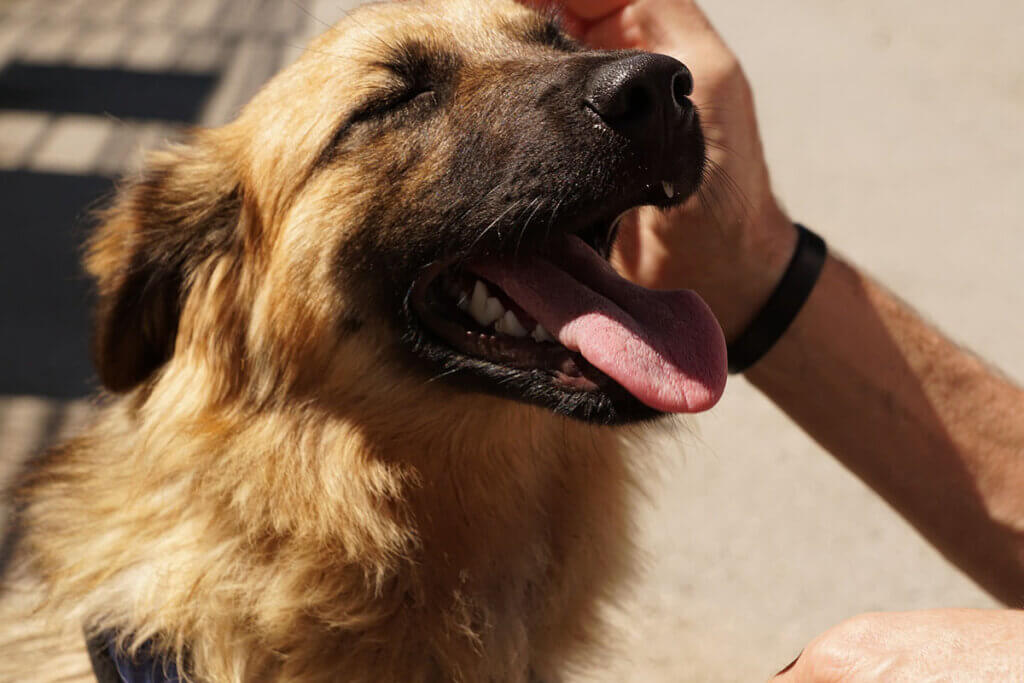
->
<box><xmin>88</xmin><ymin>0</ymin><xmax>726</xmax><ymax>425</ymax></box>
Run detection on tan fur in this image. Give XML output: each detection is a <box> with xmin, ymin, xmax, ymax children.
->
<box><xmin>10</xmin><ymin>2</ymin><xmax>655</xmax><ymax>680</ymax></box>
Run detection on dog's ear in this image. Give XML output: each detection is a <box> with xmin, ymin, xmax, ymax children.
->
<box><xmin>87</xmin><ymin>139</ymin><xmax>242</xmax><ymax>392</ymax></box>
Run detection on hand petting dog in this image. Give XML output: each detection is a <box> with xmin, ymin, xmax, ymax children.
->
<box><xmin>526</xmin><ymin>0</ymin><xmax>796</xmax><ymax>342</ymax></box>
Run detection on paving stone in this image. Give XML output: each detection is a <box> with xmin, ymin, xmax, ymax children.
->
<box><xmin>68</xmin><ymin>25</ymin><xmax>129</xmax><ymax>68</ymax></box>
<box><xmin>57</xmin><ymin>399</ymin><xmax>93</xmax><ymax>440</ymax></box>
<box><xmin>28</xmin><ymin>114</ymin><xmax>114</xmax><ymax>174</ymax></box>
<box><xmin>269</xmin><ymin>0</ymin><xmax>305</xmax><ymax>36</ymax></box>
<box><xmin>123</xmin><ymin>28</ymin><xmax>180</xmax><ymax>70</ymax></box>
<box><xmin>41</xmin><ymin>0</ymin><xmax>81</xmax><ymax>18</ymax></box>
<box><xmin>3</xmin><ymin>0</ymin><xmax>40</xmax><ymax>19</ymax></box>
<box><xmin>91</xmin><ymin>120</ymin><xmax>145</xmax><ymax>175</ymax></box>
<box><xmin>309</xmin><ymin>0</ymin><xmax>351</xmax><ymax>29</ymax></box>
<box><xmin>177</xmin><ymin>0</ymin><xmax>228</xmax><ymax>32</ymax></box>
<box><xmin>201</xmin><ymin>36</ymin><xmax>280</xmax><ymax>126</ymax></box>
<box><xmin>217</xmin><ymin>0</ymin><xmax>259</xmax><ymax>34</ymax></box>
<box><xmin>16</xmin><ymin>22</ymin><xmax>77</xmax><ymax>63</ymax></box>
<box><xmin>0</xmin><ymin>16</ymin><xmax>32</xmax><ymax>66</ymax></box>
<box><xmin>0</xmin><ymin>111</ymin><xmax>50</xmax><ymax>167</ymax></box>
<box><xmin>81</xmin><ymin>0</ymin><xmax>136</xmax><ymax>24</ymax></box>
<box><xmin>0</xmin><ymin>396</ymin><xmax>56</xmax><ymax>481</ymax></box>
<box><xmin>96</xmin><ymin>120</ymin><xmax>179</xmax><ymax>176</ymax></box>
<box><xmin>57</xmin><ymin>0</ymin><xmax>93</xmax><ymax>22</ymax></box>
<box><xmin>123</xmin><ymin>122</ymin><xmax>179</xmax><ymax>174</ymax></box>
<box><xmin>176</xmin><ymin>32</ymin><xmax>227</xmax><ymax>72</ymax></box>
<box><xmin>132</xmin><ymin>0</ymin><xmax>177</xmax><ymax>27</ymax></box>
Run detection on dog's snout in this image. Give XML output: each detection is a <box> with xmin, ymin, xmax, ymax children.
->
<box><xmin>583</xmin><ymin>53</ymin><xmax>695</xmax><ymax>144</ymax></box>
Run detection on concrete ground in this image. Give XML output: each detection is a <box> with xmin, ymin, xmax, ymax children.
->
<box><xmin>2</xmin><ymin>0</ymin><xmax>1022</xmax><ymax>681</ymax></box>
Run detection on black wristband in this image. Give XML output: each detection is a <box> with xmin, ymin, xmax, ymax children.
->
<box><xmin>726</xmin><ymin>223</ymin><xmax>827</xmax><ymax>374</ymax></box>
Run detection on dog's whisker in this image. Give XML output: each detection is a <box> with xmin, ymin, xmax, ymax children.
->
<box><xmin>465</xmin><ymin>198</ymin><xmax>526</xmax><ymax>256</ymax></box>
<box><xmin>695</xmin><ymin>158</ymin><xmax>752</xmax><ymax>234</ymax></box>
<box><xmin>703</xmin><ymin>137</ymin><xmax>737</xmax><ymax>156</ymax></box>
<box><xmin>425</xmin><ymin>366</ymin><xmax>465</xmax><ymax>384</ymax></box>
<box><xmin>514</xmin><ymin>198</ymin><xmax>545</xmax><ymax>258</ymax></box>
<box><xmin>544</xmin><ymin>195</ymin><xmax>567</xmax><ymax>247</ymax></box>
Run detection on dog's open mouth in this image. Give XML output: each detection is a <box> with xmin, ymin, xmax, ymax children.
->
<box><xmin>410</xmin><ymin>193</ymin><xmax>727</xmax><ymax>418</ymax></box>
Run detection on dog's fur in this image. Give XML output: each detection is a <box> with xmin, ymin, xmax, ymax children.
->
<box><xmin>8</xmin><ymin>1</ymin><xmax>691</xmax><ymax>680</ymax></box>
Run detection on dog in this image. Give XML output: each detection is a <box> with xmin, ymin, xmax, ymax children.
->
<box><xmin>11</xmin><ymin>0</ymin><xmax>726</xmax><ymax>680</ymax></box>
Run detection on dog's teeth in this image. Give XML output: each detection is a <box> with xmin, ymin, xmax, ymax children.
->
<box><xmin>495</xmin><ymin>310</ymin><xmax>528</xmax><ymax>338</ymax></box>
<box><xmin>481</xmin><ymin>297</ymin><xmax>505</xmax><ymax>325</ymax></box>
<box><xmin>662</xmin><ymin>181</ymin><xmax>675</xmax><ymax>199</ymax></box>
<box><xmin>469</xmin><ymin>281</ymin><xmax>490</xmax><ymax>325</ymax></box>
<box><xmin>469</xmin><ymin>280</ymin><xmax>505</xmax><ymax>326</ymax></box>
<box><xmin>531</xmin><ymin>324</ymin><xmax>554</xmax><ymax>343</ymax></box>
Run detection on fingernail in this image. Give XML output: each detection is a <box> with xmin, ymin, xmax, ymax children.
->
<box><xmin>773</xmin><ymin>650</ymin><xmax>802</xmax><ymax>676</ymax></box>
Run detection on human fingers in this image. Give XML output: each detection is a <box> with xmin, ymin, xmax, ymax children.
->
<box><xmin>558</xmin><ymin>0</ymin><xmax>632</xmax><ymax>22</ymax></box>
<box><xmin>580</xmin><ymin>6</ymin><xmax>639</xmax><ymax>51</ymax></box>
<box><xmin>515</xmin><ymin>0</ymin><xmax>588</xmax><ymax>36</ymax></box>
<box><xmin>581</xmin><ymin>1</ymin><xmax>722</xmax><ymax>55</ymax></box>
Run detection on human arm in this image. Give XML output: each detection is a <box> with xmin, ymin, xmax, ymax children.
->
<box><xmin>747</xmin><ymin>236</ymin><xmax>1024</xmax><ymax>606</ymax></box>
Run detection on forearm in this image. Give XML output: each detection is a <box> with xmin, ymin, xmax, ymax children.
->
<box><xmin>744</xmin><ymin>220</ymin><xmax>1024</xmax><ymax>603</ymax></box>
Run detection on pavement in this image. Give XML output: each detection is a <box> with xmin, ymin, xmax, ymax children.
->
<box><xmin>1</xmin><ymin>1</ymin><xmax>1022</xmax><ymax>681</ymax></box>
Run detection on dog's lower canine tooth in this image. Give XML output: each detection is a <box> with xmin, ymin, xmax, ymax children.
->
<box><xmin>662</xmin><ymin>181</ymin><xmax>675</xmax><ymax>199</ymax></box>
<box><xmin>531</xmin><ymin>324</ymin><xmax>554</xmax><ymax>343</ymax></box>
<box><xmin>469</xmin><ymin>281</ymin><xmax>491</xmax><ymax>325</ymax></box>
<box><xmin>481</xmin><ymin>297</ymin><xmax>504</xmax><ymax>325</ymax></box>
<box><xmin>496</xmin><ymin>310</ymin><xmax>528</xmax><ymax>337</ymax></box>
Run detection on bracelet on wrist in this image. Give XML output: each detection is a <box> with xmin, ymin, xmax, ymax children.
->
<box><xmin>726</xmin><ymin>223</ymin><xmax>827</xmax><ymax>374</ymax></box>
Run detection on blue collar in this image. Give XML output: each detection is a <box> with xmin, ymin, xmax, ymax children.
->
<box><xmin>87</xmin><ymin>633</ymin><xmax>182</xmax><ymax>683</ymax></box>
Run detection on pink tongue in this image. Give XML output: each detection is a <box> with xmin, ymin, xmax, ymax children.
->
<box><xmin>472</xmin><ymin>236</ymin><xmax>727</xmax><ymax>413</ymax></box>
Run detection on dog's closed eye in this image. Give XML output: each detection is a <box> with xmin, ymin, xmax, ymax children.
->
<box><xmin>520</xmin><ymin>17</ymin><xmax>581</xmax><ymax>53</ymax></box>
<box><xmin>359</xmin><ymin>40</ymin><xmax>460</xmax><ymax>118</ymax></box>
<box><xmin>356</xmin><ymin>82</ymin><xmax>437</xmax><ymax>121</ymax></box>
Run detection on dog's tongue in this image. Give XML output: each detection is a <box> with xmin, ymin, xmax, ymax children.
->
<box><xmin>472</xmin><ymin>236</ymin><xmax>726</xmax><ymax>413</ymax></box>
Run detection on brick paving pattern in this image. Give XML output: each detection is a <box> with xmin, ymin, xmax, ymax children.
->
<box><xmin>0</xmin><ymin>3</ymin><xmax>352</xmax><ymax>679</ymax></box>
<box><xmin>0</xmin><ymin>0</ymin><xmax>355</xmax><ymax>459</ymax></box>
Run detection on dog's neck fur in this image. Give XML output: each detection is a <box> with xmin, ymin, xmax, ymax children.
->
<box><xmin>22</xmin><ymin>357</ymin><xmax>638</xmax><ymax>682</ymax></box>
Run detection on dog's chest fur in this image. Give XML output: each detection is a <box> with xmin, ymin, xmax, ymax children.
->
<box><xmin>20</xmin><ymin>382</ymin><xmax>635</xmax><ymax>682</ymax></box>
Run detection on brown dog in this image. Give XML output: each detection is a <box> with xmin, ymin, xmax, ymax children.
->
<box><xmin>12</xmin><ymin>0</ymin><xmax>725</xmax><ymax>680</ymax></box>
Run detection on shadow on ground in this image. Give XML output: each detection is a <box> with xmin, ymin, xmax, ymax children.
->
<box><xmin>1</xmin><ymin>170</ymin><xmax>110</xmax><ymax>398</ymax></box>
<box><xmin>0</xmin><ymin>61</ymin><xmax>220</xmax><ymax>397</ymax></box>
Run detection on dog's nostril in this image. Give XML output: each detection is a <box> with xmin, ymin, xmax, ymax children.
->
<box><xmin>672</xmin><ymin>66</ymin><xmax>694</xmax><ymax>105</ymax></box>
<box><xmin>584</xmin><ymin>53</ymin><xmax>695</xmax><ymax>142</ymax></box>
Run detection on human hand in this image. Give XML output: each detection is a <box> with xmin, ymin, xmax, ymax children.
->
<box><xmin>525</xmin><ymin>0</ymin><xmax>797</xmax><ymax>341</ymax></box>
<box><xmin>772</xmin><ymin>609</ymin><xmax>1024</xmax><ymax>682</ymax></box>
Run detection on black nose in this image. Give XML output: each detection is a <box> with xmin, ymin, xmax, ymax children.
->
<box><xmin>583</xmin><ymin>53</ymin><xmax>695</xmax><ymax>143</ymax></box>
